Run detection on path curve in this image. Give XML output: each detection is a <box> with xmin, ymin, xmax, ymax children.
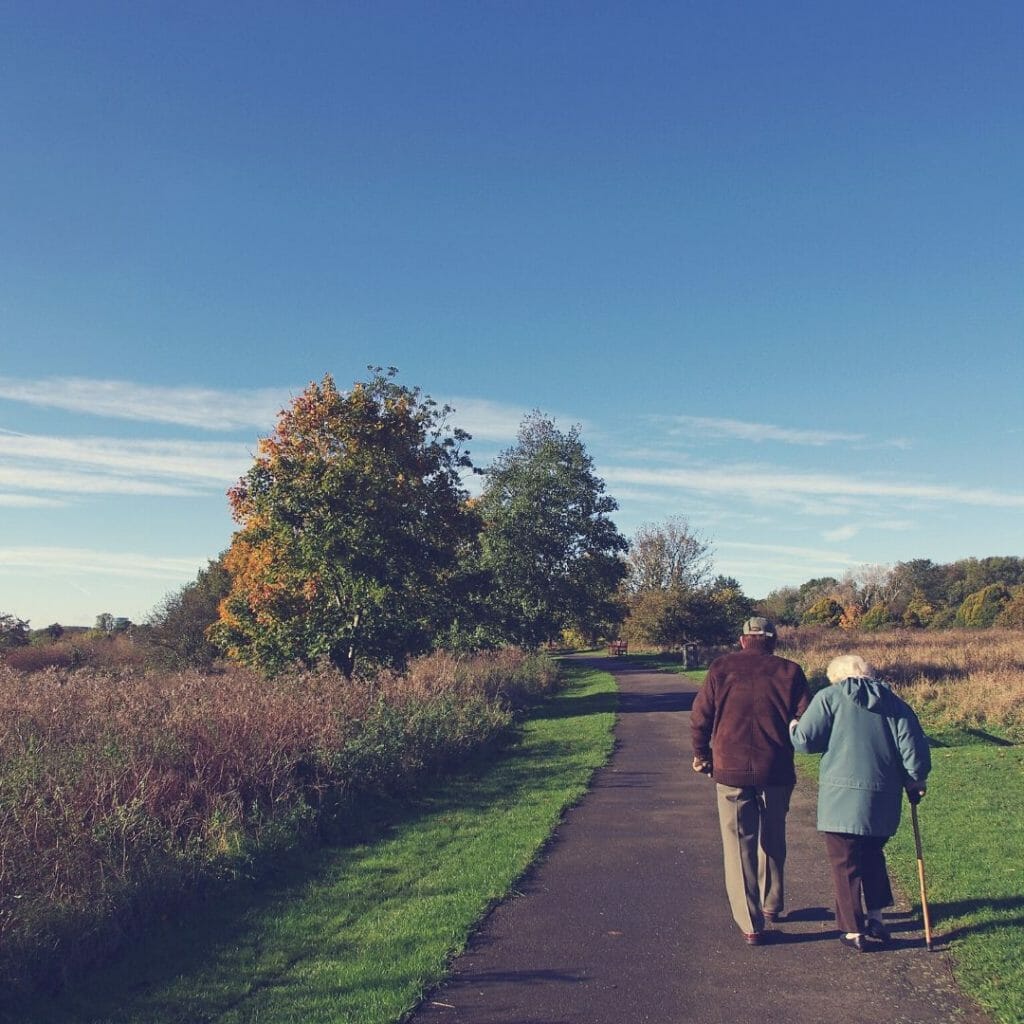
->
<box><xmin>410</xmin><ymin>656</ymin><xmax>991</xmax><ymax>1024</ymax></box>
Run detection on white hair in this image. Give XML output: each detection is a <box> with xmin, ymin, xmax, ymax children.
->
<box><xmin>826</xmin><ymin>654</ymin><xmax>873</xmax><ymax>684</ymax></box>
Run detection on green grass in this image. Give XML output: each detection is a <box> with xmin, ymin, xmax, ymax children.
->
<box><xmin>794</xmin><ymin>725</ymin><xmax>1024</xmax><ymax>1024</ymax></box>
<box><xmin>886</xmin><ymin>743</ymin><xmax>1024</xmax><ymax>1024</ymax></box>
<box><xmin>6</xmin><ymin>663</ymin><xmax>617</xmax><ymax>1024</ymax></box>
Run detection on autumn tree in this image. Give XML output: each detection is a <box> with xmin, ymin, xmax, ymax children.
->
<box><xmin>477</xmin><ymin>413</ymin><xmax>627</xmax><ymax>646</ymax></box>
<box><xmin>210</xmin><ymin>370</ymin><xmax>479</xmax><ymax>676</ymax></box>
<box><xmin>995</xmin><ymin>586</ymin><xmax>1024</xmax><ymax>629</ymax></box>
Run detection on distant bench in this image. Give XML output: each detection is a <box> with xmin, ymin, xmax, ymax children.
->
<box><xmin>608</xmin><ymin>640</ymin><xmax>628</xmax><ymax>657</ymax></box>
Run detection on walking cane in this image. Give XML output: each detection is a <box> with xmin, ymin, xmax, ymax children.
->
<box><xmin>910</xmin><ymin>801</ymin><xmax>934</xmax><ymax>951</ymax></box>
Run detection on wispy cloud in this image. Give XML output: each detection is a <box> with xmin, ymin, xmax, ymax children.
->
<box><xmin>715</xmin><ymin>541</ymin><xmax>863</xmax><ymax>586</ymax></box>
<box><xmin>0</xmin><ymin>376</ymin><xmax>288</xmax><ymax>431</ymax></box>
<box><xmin>666</xmin><ymin>415</ymin><xmax>867</xmax><ymax>446</ymax></box>
<box><xmin>443</xmin><ymin>397</ymin><xmax>530</xmax><ymax>443</ymax></box>
<box><xmin>823</xmin><ymin>524</ymin><xmax>860</xmax><ymax>542</ymax></box>
<box><xmin>0</xmin><ymin>465</ymin><xmax>203</xmax><ymax>497</ymax></box>
<box><xmin>601</xmin><ymin>464</ymin><xmax>1024</xmax><ymax>510</ymax></box>
<box><xmin>822</xmin><ymin>519</ymin><xmax>915</xmax><ymax>542</ymax></box>
<box><xmin>0</xmin><ymin>493</ymin><xmax>67</xmax><ymax>508</ymax></box>
<box><xmin>659</xmin><ymin>415</ymin><xmax>913</xmax><ymax>451</ymax></box>
<box><xmin>0</xmin><ymin>547</ymin><xmax>205</xmax><ymax>580</ymax></box>
<box><xmin>0</xmin><ymin>432</ymin><xmax>251</xmax><ymax>484</ymax></box>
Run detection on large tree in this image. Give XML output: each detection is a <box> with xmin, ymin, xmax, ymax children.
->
<box><xmin>210</xmin><ymin>370</ymin><xmax>479</xmax><ymax>676</ymax></box>
<box><xmin>477</xmin><ymin>413</ymin><xmax>627</xmax><ymax>646</ymax></box>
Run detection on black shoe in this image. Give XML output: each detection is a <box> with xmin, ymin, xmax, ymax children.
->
<box><xmin>839</xmin><ymin>933</ymin><xmax>866</xmax><ymax>952</ymax></box>
<box><xmin>865</xmin><ymin>919</ymin><xmax>891</xmax><ymax>945</ymax></box>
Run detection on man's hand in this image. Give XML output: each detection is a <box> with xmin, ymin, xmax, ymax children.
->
<box><xmin>906</xmin><ymin>786</ymin><xmax>926</xmax><ymax>805</ymax></box>
<box><xmin>692</xmin><ymin>756</ymin><xmax>712</xmax><ymax>775</ymax></box>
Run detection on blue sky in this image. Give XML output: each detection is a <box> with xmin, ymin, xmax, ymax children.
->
<box><xmin>2</xmin><ymin>2</ymin><xmax>1022</xmax><ymax>627</ymax></box>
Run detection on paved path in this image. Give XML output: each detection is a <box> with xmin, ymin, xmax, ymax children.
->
<box><xmin>410</xmin><ymin>656</ymin><xmax>991</xmax><ymax>1024</ymax></box>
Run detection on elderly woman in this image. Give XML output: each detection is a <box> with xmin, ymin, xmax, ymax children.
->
<box><xmin>790</xmin><ymin>654</ymin><xmax>931</xmax><ymax>952</ymax></box>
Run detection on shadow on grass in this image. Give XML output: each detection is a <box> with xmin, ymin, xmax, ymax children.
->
<box><xmin>531</xmin><ymin>689</ymin><xmax>618</xmax><ymax>720</ymax></box>
<box><xmin>3</xmin><ymin>679</ymin><xmax>611</xmax><ymax>1024</ymax></box>
<box><xmin>927</xmin><ymin>895</ymin><xmax>1024</xmax><ymax>943</ymax></box>
<box><xmin>923</xmin><ymin>726</ymin><xmax>1019</xmax><ymax>749</ymax></box>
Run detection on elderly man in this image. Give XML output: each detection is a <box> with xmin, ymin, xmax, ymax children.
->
<box><xmin>691</xmin><ymin>617</ymin><xmax>811</xmax><ymax>945</ymax></box>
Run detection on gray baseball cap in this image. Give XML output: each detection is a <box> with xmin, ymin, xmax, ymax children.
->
<box><xmin>742</xmin><ymin>616</ymin><xmax>776</xmax><ymax>637</ymax></box>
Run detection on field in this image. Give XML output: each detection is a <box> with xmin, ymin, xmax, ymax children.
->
<box><xmin>779</xmin><ymin>627</ymin><xmax>1024</xmax><ymax>1024</ymax></box>
<box><xmin>777</xmin><ymin>626</ymin><xmax>1024</xmax><ymax>741</ymax></box>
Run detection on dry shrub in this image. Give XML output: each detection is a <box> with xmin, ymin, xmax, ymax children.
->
<box><xmin>777</xmin><ymin>627</ymin><xmax>1024</xmax><ymax>735</ymax></box>
<box><xmin>4</xmin><ymin>634</ymin><xmax>148</xmax><ymax>673</ymax></box>
<box><xmin>0</xmin><ymin>648</ymin><xmax>555</xmax><ymax>995</ymax></box>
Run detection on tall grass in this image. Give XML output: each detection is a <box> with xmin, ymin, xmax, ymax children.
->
<box><xmin>0</xmin><ymin>649</ymin><xmax>557</xmax><ymax>997</ymax></box>
<box><xmin>778</xmin><ymin>626</ymin><xmax>1024</xmax><ymax>737</ymax></box>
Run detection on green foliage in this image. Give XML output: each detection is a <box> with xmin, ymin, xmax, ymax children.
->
<box><xmin>926</xmin><ymin>606</ymin><xmax>959</xmax><ymax>630</ymax></box>
<box><xmin>900</xmin><ymin>590</ymin><xmax>936</xmax><ymax>628</ymax></box>
<box><xmin>211</xmin><ymin>370</ymin><xmax>479</xmax><ymax>677</ymax></box>
<box><xmin>0</xmin><ymin>614</ymin><xmax>29</xmax><ymax>650</ymax></box>
<box><xmin>623</xmin><ymin>577</ymin><xmax>748</xmax><ymax>649</ymax></box>
<box><xmin>756</xmin><ymin>585</ymin><xmax>801</xmax><ymax>626</ymax></box>
<box><xmin>620</xmin><ymin>516</ymin><xmax>753</xmax><ymax>648</ymax></box>
<box><xmin>858</xmin><ymin>602</ymin><xmax>891</xmax><ymax>631</ymax></box>
<box><xmin>477</xmin><ymin>412</ymin><xmax>627</xmax><ymax>647</ymax></box>
<box><xmin>800</xmin><ymin>595</ymin><xmax>844</xmax><ymax>627</ymax></box>
<box><xmin>146</xmin><ymin>555</ymin><xmax>231</xmax><ymax>669</ymax></box>
<box><xmin>956</xmin><ymin>583</ymin><xmax>1012</xmax><ymax>628</ymax></box>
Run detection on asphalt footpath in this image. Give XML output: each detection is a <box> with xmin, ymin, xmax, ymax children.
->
<box><xmin>410</xmin><ymin>656</ymin><xmax>992</xmax><ymax>1024</ymax></box>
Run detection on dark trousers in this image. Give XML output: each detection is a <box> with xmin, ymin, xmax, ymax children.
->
<box><xmin>823</xmin><ymin>832</ymin><xmax>894</xmax><ymax>933</ymax></box>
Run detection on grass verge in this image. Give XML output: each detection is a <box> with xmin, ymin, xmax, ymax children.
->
<box><xmin>8</xmin><ymin>661</ymin><xmax>616</xmax><ymax>1024</ymax></box>
<box><xmin>885</xmin><ymin>742</ymin><xmax>1024</xmax><ymax>1024</ymax></box>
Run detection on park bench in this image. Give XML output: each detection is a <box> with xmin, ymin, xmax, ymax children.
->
<box><xmin>609</xmin><ymin>639</ymin><xmax>628</xmax><ymax>656</ymax></box>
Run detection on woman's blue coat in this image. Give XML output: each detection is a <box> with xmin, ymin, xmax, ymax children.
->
<box><xmin>790</xmin><ymin>677</ymin><xmax>931</xmax><ymax>837</ymax></box>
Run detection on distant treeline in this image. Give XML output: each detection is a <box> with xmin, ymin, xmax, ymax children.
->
<box><xmin>757</xmin><ymin>556</ymin><xmax>1024</xmax><ymax>629</ymax></box>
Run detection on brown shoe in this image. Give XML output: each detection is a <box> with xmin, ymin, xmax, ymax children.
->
<box><xmin>763</xmin><ymin>911</ymin><xmax>784</xmax><ymax>924</ymax></box>
<box><xmin>743</xmin><ymin>931</ymin><xmax>766</xmax><ymax>946</ymax></box>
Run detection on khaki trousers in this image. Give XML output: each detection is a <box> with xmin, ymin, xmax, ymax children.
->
<box><xmin>715</xmin><ymin>783</ymin><xmax>793</xmax><ymax>933</ymax></box>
